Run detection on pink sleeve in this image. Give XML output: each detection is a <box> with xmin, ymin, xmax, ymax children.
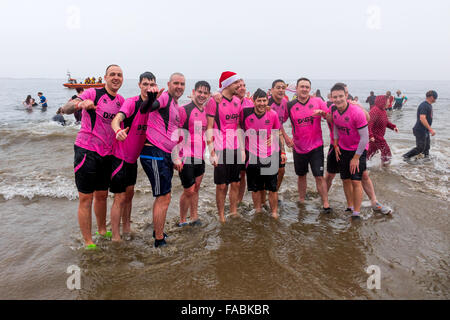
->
<box><xmin>157</xmin><ymin>92</ymin><xmax>169</xmax><ymax>108</ymax></box>
<box><xmin>178</xmin><ymin>107</ymin><xmax>187</xmax><ymax>127</ymax></box>
<box><xmin>273</xmin><ymin>112</ymin><xmax>281</xmax><ymax>130</ymax></box>
<box><xmin>354</xmin><ymin>108</ymin><xmax>368</xmax><ymax>129</ymax></box>
<box><xmin>119</xmin><ymin>98</ymin><xmax>135</xmax><ymax>118</ymax></box>
<box><xmin>206</xmin><ymin>98</ymin><xmax>217</xmax><ymax>117</ymax></box>
<box><xmin>79</xmin><ymin>88</ymin><xmax>96</xmax><ymax>102</ymax></box>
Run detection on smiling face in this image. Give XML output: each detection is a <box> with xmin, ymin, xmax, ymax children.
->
<box><xmin>331</xmin><ymin>89</ymin><xmax>348</xmax><ymax>110</ymax></box>
<box><xmin>167</xmin><ymin>74</ymin><xmax>185</xmax><ymax>100</ymax></box>
<box><xmin>296</xmin><ymin>80</ymin><xmax>311</xmax><ymax>100</ymax></box>
<box><xmin>192</xmin><ymin>85</ymin><xmax>210</xmax><ymax>107</ymax></box>
<box><xmin>272</xmin><ymin>81</ymin><xmax>286</xmax><ymax>101</ymax></box>
<box><xmin>104</xmin><ymin>66</ymin><xmax>123</xmax><ymax>93</ymax></box>
<box><xmin>254</xmin><ymin>96</ymin><xmax>268</xmax><ymax>115</ymax></box>
<box><xmin>235</xmin><ymin>80</ymin><xmax>246</xmax><ymax>99</ymax></box>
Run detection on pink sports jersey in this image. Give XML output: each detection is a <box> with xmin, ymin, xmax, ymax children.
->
<box><xmin>75</xmin><ymin>88</ymin><xmax>125</xmax><ymax>157</ymax></box>
<box><xmin>268</xmin><ymin>96</ymin><xmax>288</xmax><ymax>124</ymax></box>
<box><xmin>241</xmin><ymin>97</ymin><xmax>254</xmax><ymax>109</ymax></box>
<box><xmin>178</xmin><ymin>101</ymin><xmax>207</xmax><ymax>160</ymax></box>
<box><xmin>332</xmin><ymin>103</ymin><xmax>369</xmax><ymax>151</ymax></box>
<box><xmin>206</xmin><ymin>96</ymin><xmax>242</xmax><ymax>151</ymax></box>
<box><xmin>241</xmin><ymin>108</ymin><xmax>280</xmax><ymax>158</ymax></box>
<box><xmin>286</xmin><ymin>96</ymin><xmax>328</xmax><ymax>154</ymax></box>
<box><xmin>112</xmin><ymin>96</ymin><xmax>148</xmax><ymax>163</ymax></box>
<box><xmin>146</xmin><ymin>92</ymin><xmax>181</xmax><ymax>153</ymax></box>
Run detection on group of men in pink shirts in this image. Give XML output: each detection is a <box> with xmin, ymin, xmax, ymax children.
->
<box><xmin>61</xmin><ymin>65</ymin><xmax>391</xmax><ymax>250</ymax></box>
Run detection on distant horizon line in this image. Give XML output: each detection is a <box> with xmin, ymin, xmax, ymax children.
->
<box><xmin>1</xmin><ymin>77</ymin><xmax>449</xmax><ymax>82</ymax></box>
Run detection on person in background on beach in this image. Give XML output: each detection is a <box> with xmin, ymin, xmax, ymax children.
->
<box><xmin>367</xmin><ymin>95</ymin><xmax>399</xmax><ymax>166</ymax></box>
<box><xmin>325</xmin><ymin>83</ymin><xmax>391</xmax><ymax>214</ymax></box>
<box><xmin>241</xmin><ymin>89</ymin><xmax>281</xmax><ymax>219</ymax></box>
<box><xmin>139</xmin><ymin>73</ymin><xmax>185</xmax><ymax>248</ymax></box>
<box><xmin>69</xmin><ymin>88</ymin><xmax>85</xmax><ymax>123</ymax></box>
<box><xmin>23</xmin><ymin>95</ymin><xmax>34</xmax><ymax>110</ymax></box>
<box><xmin>365</xmin><ymin>91</ymin><xmax>376</xmax><ymax>109</ymax></box>
<box><xmin>326</xmin><ymin>93</ymin><xmax>333</xmax><ymax>108</ymax></box>
<box><xmin>402</xmin><ymin>90</ymin><xmax>437</xmax><ymax>161</ymax></box>
<box><xmin>330</xmin><ymin>84</ymin><xmax>369</xmax><ymax>220</ymax></box>
<box><xmin>52</xmin><ymin>108</ymin><xmax>66</xmax><ymax>126</ymax></box>
<box><xmin>393</xmin><ymin>90</ymin><xmax>408</xmax><ymax>110</ymax></box>
<box><xmin>37</xmin><ymin>92</ymin><xmax>48</xmax><ymax>110</ymax></box>
<box><xmin>60</xmin><ymin>64</ymin><xmax>125</xmax><ymax>249</ymax></box>
<box><xmin>174</xmin><ymin>81</ymin><xmax>210</xmax><ymax>227</ymax></box>
<box><xmin>283</xmin><ymin>77</ymin><xmax>331</xmax><ymax>213</ymax></box>
<box><xmin>206</xmin><ymin>71</ymin><xmax>244</xmax><ymax>223</ymax></box>
<box><xmin>98</xmin><ymin>77</ymin><xmax>103</xmax><ymax>83</ymax></box>
<box><xmin>385</xmin><ymin>91</ymin><xmax>394</xmax><ymax>111</ymax></box>
<box><xmin>315</xmin><ymin>89</ymin><xmax>325</xmax><ymax>101</ymax></box>
<box><xmin>109</xmin><ymin>72</ymin><xmax>160</xmax><ymax>242</ymax></box>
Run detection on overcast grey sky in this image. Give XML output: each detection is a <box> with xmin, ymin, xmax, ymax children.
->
<box><xmin>0</xmin><ymin>0</ymin><xmax>449</xmax><ymax>80</ymax></box>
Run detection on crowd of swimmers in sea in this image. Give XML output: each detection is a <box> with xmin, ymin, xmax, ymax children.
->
<box><xmin>52</xmin><ymin>64</ymin><xmax>437</xmax><ymax>250</ymax></box>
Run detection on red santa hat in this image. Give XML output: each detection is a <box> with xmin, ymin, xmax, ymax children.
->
<box><xmin>219</xmin><ymin>71</ymin><xmax>240</xmax><ymax>92</ymax></box>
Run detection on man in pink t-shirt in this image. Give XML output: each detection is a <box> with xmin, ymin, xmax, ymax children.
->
<box><xmin>330</xmin><ymin>84</ymin><xmax>370</xmax><ymax>219</ymax></box>
<box><xmin>240</xmin><ymin>89</ymin><xmax>282</xmax><ymax>219</ymax></box>
<box><xmin>60</xmin><ymin>64</ymin><xmax>124</xmax><ymax>249</ymax></box>
<box><xmin>109</xmin><ymin>72</ymin><xmax>160</xmax><ymax>242</ymax></box>
<box><xmin>174</xmin><ymin>81</ymin><xmax>210</xmax><ymax>227</ymax></box>
<box><xmin>139</xmin><ymin>72</ymin><xmax>185</xmax><ymax>247</ymax></box>
<box><xmin>284</xmin><ymin>78</ymin><xmax>331</xmax><ymax>212</ymax></box>
<box><xmin>206</xmin><ymin>71</ymin><xmax>244</xmax><ymax>223</ymax></box>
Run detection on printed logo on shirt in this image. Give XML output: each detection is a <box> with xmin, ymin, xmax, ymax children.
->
<box><xmin>225</xmin><ymin>114</ymin><xmax>239</xmax><ymax>120</ymax></box>
<box><xmin>233</xmin><ymin>102</ymin><xmax>238</xmax><ymax>107</ymax></box>
<box><xmin>116</xmin><ymin>101</ymin><xmax>121</xmax><ymax>107</ymax></box>
<box><xmin>103</xmin><ymin>98</ymin><xmax>108</xmax><ymax>104</ymax></box>
<box><xmin>336</xmin><ymin>125</ymin><xmax>351</xmax><ymax>135</ymax></box>
<box><xmin>265</xmin><ymin>120</ymin><xmax>271</xmax><ymax>124</ymax></box>
<box><xmin>250</xmin><ymin>118</ymin><xmax>254</xmax><ymax>122</ymax></box>
<box><xmin>103</xmin><ymin>112</ymin><xmax>116</xmax><ymax>120</ymax></box>
<box><xmin>345</xmin><ymin>117</ymin><xmax>350</xmax><ymax>122</ymax></box>
<box><xmin>137</xmin><ymin>124</ymin><xmax>147</xmax><ymax>131</ymax></box>
<box><xmin>297</xmin><ymin>116</ymin><xmax>315</xmax><ymax>126</ymax></box>
<box><xmin>308</xmin><ymin>104</ymin><xmax>314</xmax><ymax>109</ymax></box>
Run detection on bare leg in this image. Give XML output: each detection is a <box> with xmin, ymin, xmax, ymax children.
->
<box><xmin>297</xmin><ymin>175</ymin><xmax>307</xmax><ymax>203</ymax></box>
<box><xmin>325</xmin><ymin>172</ymin><xmax>336</xmax><ymax>192</ymax></box>
<box><xmin>216</xmin><ymin>184</ymin><xmax>228</xmax><ymax>223</ymax></box>
<box><xmin>122</xmin><ymin>185</ymin><xmax>134</xmax><ymax>234</ymax></box>
<box><xmin>78</xmin><ymin>192</ymin><xmax>94</xmax><ymax>246</ymax></box>
<box><xmin>229</xmin><ymin>181</ymin><xmax>240</xmax><ymax>216</ymax></box>
<box><xmin>153</xmin><ymin>193</ymin><xmax>171</xmax><ymax>240</ymax></box>
<box><xmin>352</xmin><ymin>180</ymin><xmax>363</xmax><ymax>212</ymax></box>
<box><xmin>180</xmin><ymin>185</ymin><xmax>195</xmax><ymax>224</ymax></box>
<box><xmin>111</xmin><ymin>192</ymin><xmax>126</xmax><ymax>242</ymax></box>
<box><xmin>190</xmin><ymin>175</ymin><xmax>203</xmax><ymax>221</ymax></box>
<box><xmin>277</xmin><ymin>167</ymin><xmax>285</xmax><ymax>191</ymax></box>
<box><xmin>93</xmin><ymin>190</ymin><xmax>108</xmax><ymax>235</ymax></box>
<box><xmin>252</xmin><ymin>191</ymin><xmax>263</xmax><ymax>213</ymax></box>
<box><xmin>315</xmin><ymin>176</ymin><xmax>330</xmax><ymax>208</ymax></box>
<box><xmin>237</xmin><ymin>170</ymin><xmax>246</xmax><ymax>204</ymax></box>
<box><xmin>342</xmin><ymin>179</ymin><xmax>354</xmax><ymax>209</ymax></box>
<box><xmin>268</xmin><ymin>191</ymin><xmax>279</xmax><ymax>219</ymax></box>
<box><xmin>361</xmin><ymin>171</ymin><xmax>377</xmax><ymax>206</ymax></box>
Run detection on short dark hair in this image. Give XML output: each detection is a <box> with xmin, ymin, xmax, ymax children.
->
<box><xmin>75</xmin><ymin>87</ymin><xmax>84</xmax><ymax>94</ymax></box>
<box><xmin>253</xmin><ymin>88</ymin><xmax>267</xmax><ymax>101</ymax></box>
<box><xmin>334</xmin><ymin>82</ymin><xmax>347</xmax><ymax>88</ymax></box>
<box><xmin>370</xmin><ymin>91</ymin><xmax>374</xmax><ymax>95</ymax></box>
<box><xmin>296</xmin><ymin>77</ymin><xmax>311</xmax><ymax>86</ymax></box>
<box><xmin>330</xmin><ymin>84</ymin><xmax>346</xmax><ymax>93</ymax></box>
<box><xmin>272</xmin><ymin>79</ymin><xmax>285</xmax><ymax>88</ymax></box>
<box><xmin>105</xmin><ymin>64</ymin><xmax>120</xmax><ymax>75</ymax></box>
<box><xmin>37</xmin><ymin>92</ymin><xmax>43</xmax><ymax>95</ymax></box>
<box><xmin>194</xmin><ymin>81</ymin><xmax>211</xmax><ymax>92</ymax></box>
<box><xmin>139</xmin><ymin>72</ymin><xmax>156</xmax><ymax>83</ymax></box>
<box><xmin>426</xmin><ymin>90</ymin><xmax>438</xmax><ymax>99</ymax></box>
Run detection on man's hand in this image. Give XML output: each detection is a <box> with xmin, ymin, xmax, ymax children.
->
<box><xmin>210</xmin><ymin>150</ymin><xmax>218</xmax><ymax>167</ymax></box>
<box><xmin>115</xmin><ymin>127</ymin><xmax>129</xmax><ymax>141</ymax></box>
<box><xmin>212</xmin><ymin>92</ymin><xmax>222</xmax><ymax>103</ymax></box>
<box><xmin>312</xmin><ymin>109</ymin><xmax>326</xmax><ymax>117</ymax></box>
<box><xmin>370</xmin><ymin>137</ymin><xmax>375</xmax><ymax>142</ymax></box>
<box><xmin>394</xmin><ymin>127</ymin><xmax>399</xmax><ymax>133</ymax></box>
<box><xmin>281</xmin><ymin>152</ymin><xmax>287</xmax><ymax>165</ymax></box>
<box><xmin>173</xmin><ymin>158</ymin><xmax>183</xmax><ymax>172</ymax></box>
<box><xmin>429</xmin><ymin>128</ymin><xmax>436</xmax><ymax>136</ymax></box>
<box><xmin>285</xmin><ymin>135</ymin><xmax>294</xmax><ymax>148</ymax></box>
<box><xmin>350</xmin><ymin>156</ymin><xmax>360</xmax><ymax>175</ymax></box>
<box><xmin>334</xmin><ymin>145</ymin><xmax>341</xmax><ymax>161</ymax></box>
<box><xmin>79</xmin><ymin>99</ymin><xmax>96</xmax><ymax>110</ymax></box>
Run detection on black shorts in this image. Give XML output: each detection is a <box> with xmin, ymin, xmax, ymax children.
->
<box><xmin>326</xmin><ymin>145</ymin><xmax>339</xmax><ymax>174</ymax></box>
<box><xmin>74</xmin><ymin>145</ymin><xmax>112</xmax><ymax>194</ymax></box>
<box><xmin>140</xmin><ymin>145</ymin><xmax>174</xmax><ymax>197</ymax></box>
<box><xmin>214</xmin><ymin>149</ymin><xmax>244</xmax><ymax>185</ymax></box>
<box><xmin>293</xmin><ymin>146</ymin><xmax>324</xmax><ymax>177</ymax></box>
<box><xmin>110</xmin><ymin>156</ymin><xmax>138</xmax><ymax>193</ymax></box>
<box><xmin>246</xmin><ymin>159</ymin><xmax>278</xmax><ymax>192</ymax></box>
<box><xmin>179</xmin><ymin>158</ymin><xmax>205</xmax><ymax>189</ymax></box>
<box><xmin>339</xmin><ymin>149</ymin><xmax>367</xmax><ymax>181</ymax></box>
